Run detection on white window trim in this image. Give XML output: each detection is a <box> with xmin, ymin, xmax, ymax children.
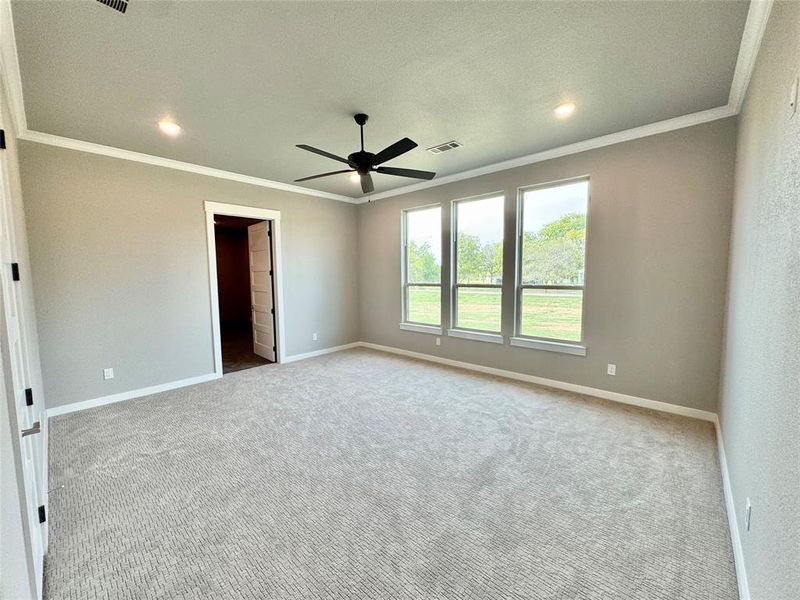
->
<box><xmin>509</xmin><ymin>336</ymin><xmax>586</xmax><ymax>356</ymax></box>
<box><xmin>447</xmin><ymin>328</ymin><xmax>504</xmax><ymax>344</ymax></box>
<box><xmin>514</xmin><ymin>176</ymin><xmax>590</xmax><ymax>349</ymax></box>
<box><xmin>400</xmin><ymin>203</ymin><xmax>443</xmax><ymax>328</ymax></box>
<box><xmin>399</xmin><ymin>322</ymin><xmax>442</xmax><ymax>335</ymax></box>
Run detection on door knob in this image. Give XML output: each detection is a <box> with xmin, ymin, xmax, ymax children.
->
<box><xmin>21</xmin><ymin>421</ymin><xmax>40</xmax><ymax>438</ymax></box>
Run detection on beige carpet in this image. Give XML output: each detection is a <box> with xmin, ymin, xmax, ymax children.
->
<box><xmin>45</xmin><ymin>348</ymin><xmax>738</xmax><ymax>599</ymax></box>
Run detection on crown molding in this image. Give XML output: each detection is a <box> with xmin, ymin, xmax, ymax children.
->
<box><xmin>364</xmin><ymin>104</ymin><xmax>737</xmax><ymax>202</ymax></box>
<box><xmin>2</xmin><ymin>0</ymin><xmax>772</xmax><ymax>205</ymax></box>
<box><xmin>19</xmin><ymin>130</ymin><xmax>357</xmax><ymax>203</ymax></box>
<box><xmin>728</xmin><ymin>0</ymin><xmax>774</xmax><ymax>114</ymax></box>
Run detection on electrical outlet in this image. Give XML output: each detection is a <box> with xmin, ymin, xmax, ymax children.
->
<box><xmin>745</xmin><ymin>497</ymin><xmax>752</xmax><ymax>531</ymax></box>
<box><xmin>435</xmin><ymin>337</ymin><xmax>441</xmax><ymax>346</ymax></box>
<box><xmin>607</xmin><ymin>364</ymin><xmax>616</xmax><ymax>376</ymax></box>
<box><xmin>312</xmin><ymin>333</ymin><xmax>318</xmax><ymax>341</ymax></box>
<box><xmin>103</xmin><ymin>368</ymin><xmax>114</xmax><ymax>380</ymax></box>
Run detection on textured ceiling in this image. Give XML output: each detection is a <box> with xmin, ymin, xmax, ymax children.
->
<box><xmin>12</xmin><ymin>1</ymin><xmax>749</xmax><ymax>198</ymax></box>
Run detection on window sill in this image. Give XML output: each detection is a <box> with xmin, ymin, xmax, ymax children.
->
<box><xmin>447</xmin><ymin>329</ymin><xmax>504</xmax><ymax>344</ymax></box>
<box><xmin>399</xmin><ymin>322</ymin><xmax>442</xmax><ymax>335</ymax></box>
<box><xmin>510</xmin><ymin>336</ymin><xmax>586</xmax><ymax>356</ymax></box>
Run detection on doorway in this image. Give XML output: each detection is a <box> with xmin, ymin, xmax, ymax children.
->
<box><xmin>205</xmin><ymin>202</ymin><xmax>285</xmax><ymax>376</ymax></box>
<box><xmin>214</xmin><ymin>215</ymin><xmax>276</xmax><ymax>373</ymax></box>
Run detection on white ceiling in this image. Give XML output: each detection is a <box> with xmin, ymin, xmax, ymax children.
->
<box><xmin>11</xmin><ymin>1</ymin><xmax>749</xmax><ymax>199</ymax></box>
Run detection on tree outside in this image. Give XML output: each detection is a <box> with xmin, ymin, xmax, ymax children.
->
<box><xmin>408</xmin><ymin>211</ymin><xmax>586</xmax><ymax>339</ymax></box>
<box><xmin>521</xmin><ymin>212</ymin><xmax>586</xmax><ymax>285</ymax></box>
<box><xmin>407</xmin><ymin>240</ymin><xmax>440</xmax><ymax>283</ymax></box>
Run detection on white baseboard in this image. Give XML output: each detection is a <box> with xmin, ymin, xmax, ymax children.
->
<box><xmin>44</xmin><ymin>340</ymin><xmax>718</xmax><ymax>424</ymax></box>
<box><xmin>45</xmin><ymin>340</ymin><xmax>717</xmax><ymax>423</ymax></box>
<box><xmin>45</xmin><ymin>342</ymin><xmax>359</xmax><ymax>418</ymax></box>
<box><xmin>46</xmin><ymin>372</ymin><xmax>221</xmax><ymax>418</ymax></box>
<box><xmin>282</xmin><ymin>342</ymin><xmax>361</xmax><ymax>364</ymax></box>
<box><xmin>715</xmin><ymin>416</ymin><xmax>749</xmax><ymax>600</ymax></box>
<box><xmin>357</xmin><ymin>341</ymin><xmax>717</xmax><ymax>422</ymax></box>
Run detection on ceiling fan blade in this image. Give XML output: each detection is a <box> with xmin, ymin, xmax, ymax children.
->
<box><xmin>372</xmin><ymin>137</ymin><xmax>418</xmax><ymax>165</ymax></box>
<box><xmin>376</xmin><ymin>166</ymin><xmax>436</xmax><ymax>180</ymax></box>
<box><xmin>361</xmin><ymin>173</ymin><xmax>374</xmax><ymax>194</ymax></box>
<box><xmin>294</xmin><ymin>169</ymin><xmax>353</xmax><ymax>182</ymax></box>
<box><xmin>296</xmin><ymin>144</ymin><xmax>351</xmax><ymax>165</ymax></box>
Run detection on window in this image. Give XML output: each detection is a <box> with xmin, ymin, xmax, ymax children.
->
<box><xmin>402</xmin><ymin>205</ymin><xmax>442</xmax><ymax>326</ymax></box>
<box><xmin>452</xmin><ymin>194</ymin><xmax>505</xmax><ymax>332</ymax></box>
<box><xmin>516</xmin><ymin>178</ymin><xmax>589</xmax><ymax>343</ymax></box>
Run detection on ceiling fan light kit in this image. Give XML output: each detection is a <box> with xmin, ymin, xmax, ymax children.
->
<box><xmin>295</xmin><ymin>113</ymin><xmax>436</xmax><ymax>194</ymax></box>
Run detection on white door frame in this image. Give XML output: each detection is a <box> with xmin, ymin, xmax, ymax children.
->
<box><xmin>204</xmin><ymin>201</ymin><xmax>286</xmax><ymax>374</ymax></box>
<box><xmin>0</xmin><ymin>77</ymin><xmax>46</xmax><ymax>599</ymax></box>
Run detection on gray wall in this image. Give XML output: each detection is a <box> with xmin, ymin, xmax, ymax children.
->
<box><xmin>718</xmin><ymin>3</ymin><xmax>800</xmax><ymax>599</ymax></box>
<box><xmin>358</xmin><ymin>119</ymin><xmax>736</xmax><ymax>412</ymax></box>
<box><xmin>19</xmin><ymin>120</ymin><xmax>737</xmax><ymax>415</ymax></box>
<box><xmin>19</xmin><ymin>143</ymin><xmax>360</xmax><ymax>409</ymax></box>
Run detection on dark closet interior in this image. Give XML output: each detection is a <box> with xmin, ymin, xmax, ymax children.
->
<box><xmin>214</xmin><ymin>215</ymin><xmax>272</xmax><ymax>373</ymax></box>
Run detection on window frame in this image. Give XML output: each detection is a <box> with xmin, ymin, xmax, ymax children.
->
<box><xmin>450</xmin><ymin>192</ymin><xmax>506</xmax><ymax>335</ymax></box>
<box><xmin>514</xmin><ymin>176</ymin><xmax>590</xmax><ymax>346</ymax></box>
<box><xmin>400</xmin><ymin>203</ymin><xmax>442</xmax><ymax>329</ymax></box>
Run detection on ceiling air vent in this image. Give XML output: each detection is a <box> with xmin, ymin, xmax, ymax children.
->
<box><xmin>426</xmin><ymin>140</ymin><xmax>463</xmax><ymax>154</ymax></box>
<box><xmin>96</xmin><ymin>0</ymin><xmax>128</xmax><ymax>14</ymax></box>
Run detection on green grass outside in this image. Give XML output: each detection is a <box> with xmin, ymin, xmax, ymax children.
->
<box><xmin>407</xmin><ymin>287</ymin><xmax>442</xmax><ymax>325</ymax></box>
<box><xmin>408</xmin><ymin>288</ymin><xmax>583</xmax><ymax>341</ymax></box>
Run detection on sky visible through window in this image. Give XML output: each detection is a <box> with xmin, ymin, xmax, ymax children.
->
<box><xmin>407</xmin><ymin>206</ymin><xmax>441</xmax><ymax>264</ymax></box>
<box><xmin>457</xmin><ymin>195</ymin><xmax>504</xmax><ymax>244</ymax></box>
<box><xmin>523</xmin><ymin>180</ymin><xmax>588</xmax><ymax>234</ymax></box>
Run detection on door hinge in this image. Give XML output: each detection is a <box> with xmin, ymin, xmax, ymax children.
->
<box><xmin>0</xmin><ymin>129</ymin><xmax>6</xmax><ymax>150</ymax></box>
<box><xmin>272</xmin><ymin>345</ymin><xmax>276</xmax><ymax>351</ymax></box>
<box><xmin>11</xmin><ymin>263</ymin><xmax>20</xmax><ymax>281</ymax></box>
<box><xmin>270</xmin><ymin>308</ymin><xmax>274</xmax><ymax>314</ymax></box>
<box><xmin>25</xmin><ymin>388</ymin><xmax>33</xmax><ymax>406</ymax></box>
<box><xmin>38</xmin><ymin>505</ymin><xmax>46</xmax><ymax>524</ymax></box>
<box><xmin>269</xmin><ymin>269</ymin><xmax>273</xmax><ymax>276</ymax></box>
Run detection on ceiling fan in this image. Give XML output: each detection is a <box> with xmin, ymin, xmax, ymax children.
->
<box><xmin>295</xmin><ymin>114</ymin><xmax>436</xmax><ymax>194</ymax></box>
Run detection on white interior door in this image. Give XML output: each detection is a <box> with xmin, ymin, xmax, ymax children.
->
<box><xmin>248</xmin><ymin>221</ymin><xmax>275</xmax><ymax>361</ymax></box>
<box><xmin>0</xmin><ymin>131</ymin><xmax>47</xmax><ymax>596</ymax></box>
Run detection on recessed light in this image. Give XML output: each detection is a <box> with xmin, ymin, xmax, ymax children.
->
<box><xmin>350</xmin><ymin>173</ymin><xmax>360</xmax><ymax>183</ymax></box>
<box><xmin>554</xmin><ymin>102</ymin><xmax>576</xmax><ymax>119</ymax></box>
<box><xmin>158</xmin><ymin>120</ymin><xmax>181</xmax><ymax>136</ymax></box>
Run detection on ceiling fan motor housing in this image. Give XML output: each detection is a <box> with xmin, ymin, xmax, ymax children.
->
<box><xmin>348</xmin><ymin>151</ymin><xmax>376</xmax><ymax>174</ymax></box>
